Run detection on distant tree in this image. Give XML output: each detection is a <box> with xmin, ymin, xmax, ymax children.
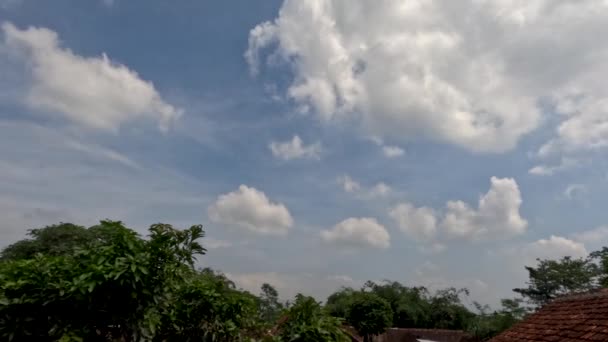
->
<box><xmin>346</xmin><ymin>292</ymin><xmax>392</xmax><ymax>342</ymax></box>
<box><xmin>277</xmin><ymin>294</ymin><xmax>348</xmax><ymax>342</ymax></box>
<box><xmin>259</xmin><ymin>283</ymin><xmax>284</xmax><ymax>324</ymax></box>
<box><xmin>466</xmin><ymin>298</ymin><xmax>528</xmax><ymax>340</ymax></box>
<box><xmin>362</xmin><ymin>280</ymin><xmax>431</xmax><ymax>328</ymax></box>
<box><xmin>155</xmin><ymin>269</ymin><xmax>260</xmax><ymax>342</ymax></box>
<box><xmin>427</xmin><ymin>287</ymin><xmax>474</xmax><ymax>330</ymax></box>
<box><xmin>0</xmin><ymin>223</ymin><xmax>91</xmax><ymax>260</ymax></box>
<box><xmin>590</xmin><ymin>247</ymin><xmax>608</xmax><ymax>287</ymax></box>
<box><xmin>325</xmin><ymin>287</ymin><xmax>356</xmax><ymax>319</ymax></box>
<box><xmin>513</xmin><ymin>256</ymin><xmax>598</xmax><ymax>306</ymax></box>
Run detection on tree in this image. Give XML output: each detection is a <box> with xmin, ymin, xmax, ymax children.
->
<box><xmin>0</xmin><ymin>223</ymin><xmax>91</xmax><ymax>260</ymax></box>
<box><xmin>0</xmin><ymin>220</ymin><xmax>207</xmax><ymax>341</ymax></box>
<box><xmin>325</xmin><ymin>287</ymin><xmax>356</xmax><ymax>319</ymax></box>
<box><xmin>361</xmin><ymin>280</ymin><xmax>431</xmax><ymax>328</ymax></box>
<box><xmin>346</xmin><ymin>292</ymin><xmax>392</xmax><ymax>342</ymax></box>
<box><xmin>259</xmin><ymin>283</ymin><xmax>284</xmax><ymax>324</ymax></box>
<box><xmin>466</xmin><ymin>298</ymin><xmax>528</xmax><ymax>340</ymax></box>
<box><xmin>155</xmin><ymin>269</ymin><xmax>260</xmax><ymax>342</ymax></box>
<box><xmin>513</xmin><ymin>256</ymin><xmax>598</xmax><ymax>306</ymax></box>
<box><xmin>426</xmin><ymin>287</ymin><xmax>474</xmax><ymax>330</ymax></box>
<box><xmin>277</xmin><ymin>294</ymin><xmax>348</xmax><ymax>342</ymax></box>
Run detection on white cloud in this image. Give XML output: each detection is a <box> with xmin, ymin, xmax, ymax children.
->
<box><xmin>391</xmin><ymin>177</ymin><xmax>527</xmax><ymax>243</ymax></box>
<box><xmin>64</xmin><ymin>140</ymin><xmax>140</xmax><ymax>169</ymax></box>
<box><xmin>326</xmin><ymin>274</ymin><xmax>354</xmax><ymax>283</ymax></box>
<box><xmin>269</xmin><ymin>135</ymin><xmax>322</xmax><ymax>161</ymax></box>
<box><xmin>528</xmin><ymin>165</ymin><xmax>556</xmax><ymax>176</ymax></box>
<box><xmin>415</xmin><ymin>261</ymin><xmax>439</xmax><ymax>277</ymax></box>
<box><xmin>389</xmin><ymin>203</ymin><xmax>437</xmax><ymax>241</ymax></box>
<box><xmin>564</xmin><ymin>184</ymin><xmax>587</xmax><ymax>200</ymax></box>
<box><xmin>522</xmin><ymin>236</ymin><xmax>588</xmax><ymax>264</ymax></box>
<box><xmin>337</xmin><ymin>175</ymin><xmax>361</xmax><ymax>193</ymax></box>
<box><xmin>369</xmin><ymin>136</ymin><xmax>405</xmax><ymax>158</ymax></box>
<box><xmin>368</xmin><ymin>182</ymin><xmax>391</xmax><ymax>197</ymax></box>
<box><xmin>529</xmin><ymin>158</ymin><xmax>580</xmax><ymax>176</ymax></box>
<box><xmin>419</xmin><ymin>242</ymin><xmax>446</xmax><ymax>255</ymax></box>
<box><xmin>382</xmin><ymin>145</ymin><xmax>405</xmax><ymax>158</ymax></box>
<box><xmin>208</xmin><ymin>185</ymin><xmax>293</xmax><ymax>236</ymax></box>
<box><xmin>321</xmin><ymin>217</ymin><xmax>390</xmax><ymax>249</ymax></box>
<box><xmin>248</xmin><ymin>0</ymin><xmax>608</xmax><ymax>154</ymax></box>
<box><xmin>1</xmin><ymin>22</ymin><xmax>181</xmax><ymax>132</ymax></box>
<box><xmin>204</xmin><ymin>237</ymin><xmax>234</xmax><ymax>249</ymax></box>
<box><xmin>573</xmin><ymin>226</ymin><xmax>608</xmax><ymax>244</ymax></box>
<box><xmin>337</xmin><ymin>175</ymin><xmax>391</xmax><ymax>198</ymax></box>
<box><xmin>571</xmin><ymin>226</ymin><xmax>608</xmax><ymax>252</ymax></box>
<box><xmin>441</xmin><ymin>177</ymin><xmax>527</xmax><ymax>241</ymax></box>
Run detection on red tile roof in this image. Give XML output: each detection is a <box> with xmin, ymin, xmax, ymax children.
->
<box><xmin>491</xmin><ymin>289</ymin><xmax>608</xmax><ymax>342</ymax></box>
<box><xmin>377</xmin><ymin>328</ymin><xmax>474</xmax><ymax>342</ymax></box>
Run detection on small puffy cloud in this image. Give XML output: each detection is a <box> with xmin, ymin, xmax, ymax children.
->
<box><xmin>269</xmin><ymin>135</ymin><xmax>322</xmax><ymax>161</ymax></box>
<box><xmin>389</xmin><ymin>203</ymin><xmax>437</xmax><ymax>241</ymax></box>
<box><xmin>337</xmin><ymin>175</ymin><xmax>391</xmax><ymax>198</ymax></box>
<box><xmin>337</xmin><ymin>175</ymin><xmax>361</xmax><ymax>193</ymax></box>
<box><xmin>391</xmin><ymin>177</ymin><xmax>527</xmax><ymax>243</ymax></box>
<box><xmin>321</xmin><ymin>217</ymin><xmax>390</xmax><ymax>249</ymax></box>
<box><xmin>369</xmin><ymin>136</ymin><xmax>405</xmax><ymax>159</ymax></box>
<box><xmin>522</xmin><ymin>236</ymin><xmax>588</xmax><ymax>264</ymax></box>
<box><xmin>1</xmin><ymin>22</ymin><xmax>181</xmax><ymax>132</ymax></box>
<box><xmin>208</xmin><ymin>185</ymin><xmax>293</xmax><ymax>236</ymax></box>
<box><xmin>382</xmin><ymin>145</ymin><xmax>405</xmax><ymax>158</ymax></box>
<box><xmin>528</xmin><ymin>165</ymin><xmax>556</xmax><ymax>176</ymax></box>
<box><xmin>368</xmin><ymin>182</ymin><xmax>391</xmax><ymax>197</ymax></box>
<box><xmin>529</xmin><ymin>158</ymin><xmax>580</xmax><ymax>176</ymax></box>
<box><xmin>441</xmin><ymin>177</ymin><xmax>527</xmax><ymax>241</ymax></box>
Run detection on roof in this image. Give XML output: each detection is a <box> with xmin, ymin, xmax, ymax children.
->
<box><xmin>371</xmin><ymin>328</ymin><xmax>474</xmax><ymax>342</ymax></box>
<box><xmin>491</xmin><ymin>289</ymin><xmax>608</xmax><ymax>342</ymax></box>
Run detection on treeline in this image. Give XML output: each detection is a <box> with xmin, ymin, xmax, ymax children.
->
<box><xmin>0</xmin><ymin>221</ymin><xmax>607</xmax><ymax>341</ymax></box>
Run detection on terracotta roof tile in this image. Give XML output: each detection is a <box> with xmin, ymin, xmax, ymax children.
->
<box><xmin>491</xmin><ymin>289</ymin><xmax>608</xmax><ymax>342</ymax></box>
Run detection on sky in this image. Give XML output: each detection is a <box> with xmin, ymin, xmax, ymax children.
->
<box><xmin>2</xmin><ymin>0</ymin><xmax>608</xmax><ymax>307</ymax></box>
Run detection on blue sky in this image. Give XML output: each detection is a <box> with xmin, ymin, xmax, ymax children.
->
<box><xmin>2</xmin><ymin>0</ymin><xmax>608</xmax><ymax>306</ymax></box>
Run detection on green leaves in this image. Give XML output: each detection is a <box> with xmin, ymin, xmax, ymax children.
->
<box><xmin>277</xmin><ymin>294</ymin><xmax>349</xmax><ymax>342</ymax></box>
<box><xmin>346</xmin><ymin>292</ymin><xmax>392</xmax><ymax>340</ymax></box>
<box><xmin>0</xmin><ymin>220</ymin><xmax>210</xmax><ymax>341</ymax></box>
<box><xmin>514</xmin><ymin>256</ymin><xmax>599</xmax><ymax>306</ymax></box>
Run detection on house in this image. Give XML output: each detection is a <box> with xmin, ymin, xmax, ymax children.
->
<box><xmin>491</xmin><ymin>289</ymin><xmax>608</xmax><ymax>341</ymax></box>
<box><xmin>374</xmin><ymin>328</ymin><xmax>475</xmax><ymax>342</ymax></box>
<box><xmin>344</xmin><ymin>327</ymin><xmax>474</xmax><ymax>342</ymax></box>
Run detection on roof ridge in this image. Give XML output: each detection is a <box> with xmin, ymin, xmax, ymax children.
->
<box><xmin>551</xmin><ymin>287</ymin><xmax>608</xmax><ymax>302</ymax></box>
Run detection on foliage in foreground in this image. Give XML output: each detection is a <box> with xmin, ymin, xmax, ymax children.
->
<box><xmin>2</xmin><ymin>220</ymin><xmax>608</xmax><ymax>341</ymax></box>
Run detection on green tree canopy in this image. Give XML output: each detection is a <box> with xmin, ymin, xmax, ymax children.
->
<box><xmin>277</xmin><ymin>294</ymin><xmax>348</xmax><ymax>342</ymax></box>
<box><xmin>346</xmin><ymin>292</ymin><xmax>392</xmax><ymax>342</ymax></box>
<box><xmin>0</xmin><ymin>223</ymin><xmax>91</xmax><ymax>260</ymax></box>
<box><xmin>259</xmin><ymin>283</ymin><xmax>284</xmax><ymax>324</ymax></box>
<box><xmin>513</xmin><ymin>256</ymin><xmax>599</xmax><ymax>306</ymax></box>
<box><xmin>0</xmin><ymin>220</ymin><xmax>207</xmax><ymax>341</ymax></box>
